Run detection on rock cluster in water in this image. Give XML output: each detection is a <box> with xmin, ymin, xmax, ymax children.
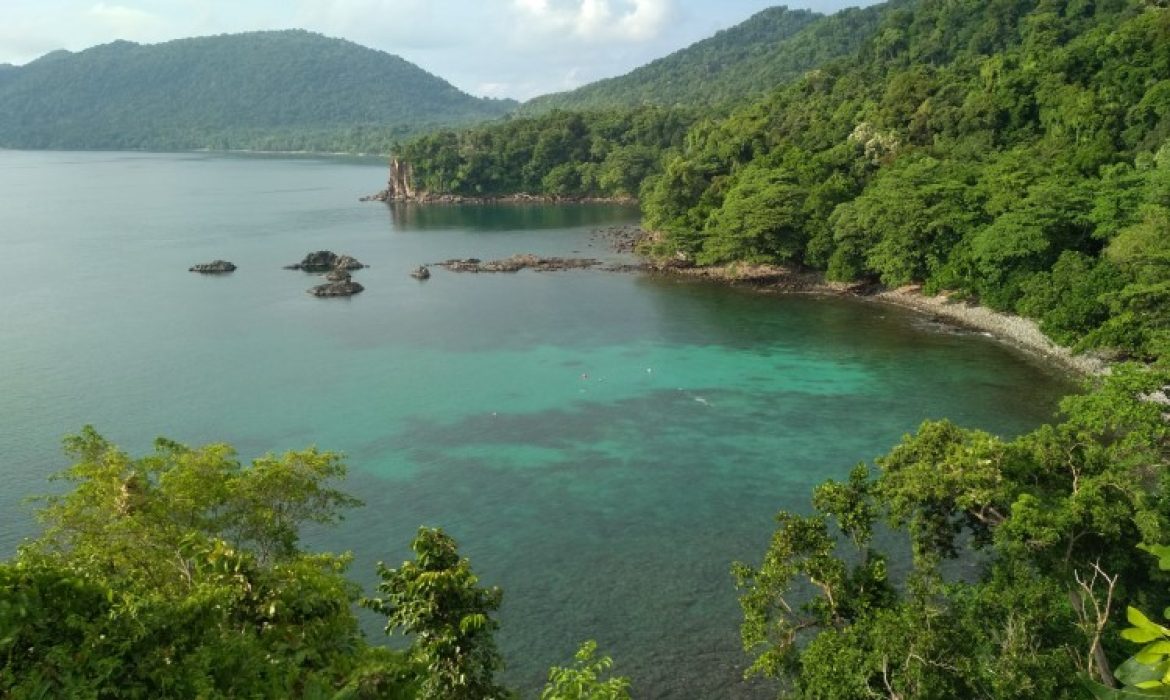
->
<box><xmin>283</xmin><ymin>250</ymin><xmax>368</xmax><ymax>297</ymax></box>
<box><xmin>309</xmin><ymin>270</ymin><xmax>364</xmax><ymax>297</ymax></box>
<box><xmin>410</xmin><ymin>265</ymin><xmax>430</xmax><ymax>280</ymax></box>
<box><xmin>438</xmin><ymin>254</ymin><xmax>600</xmax><ymax>273</ymax></box>
<box><xmin>189</xmin><ymin>260</ymin><xmax>236</xmax><ymax>273</ymax></box>
<box><xmin>284</xmin><ymin>251</ymin><xmax>367</xmax><ymax>272</ymax></box>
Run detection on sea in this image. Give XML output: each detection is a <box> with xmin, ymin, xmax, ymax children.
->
<box><xmin>0</xmin><ymin>150</ymin><xmax>1075</xmax><ymax>697</ymax></box>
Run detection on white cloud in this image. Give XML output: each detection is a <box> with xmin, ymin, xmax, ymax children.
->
<box><xmin>293</xmin><ymin>0</ymin><xmax>476</xmax><ymax>50</ymax></box>
<box><xmin>511</xmin><ymin>0</ymin><xmax>674</xmax><ymax>43</ymax></box>
<box><xmin>87</xmin><ymin>3</ymin><xmax>165</xmax><ymax>38</ymax></box>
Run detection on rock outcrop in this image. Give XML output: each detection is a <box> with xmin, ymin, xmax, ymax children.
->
<box><xmin>189</xmin><ymin>260</ymin><xmax>237</xmax><ymax>273</ymax></box>
<box><xmin>410</xmin><ymin>265</ymin><xmax>431</xmax><ymax>280</ymax></box>
<box><xmin>437</xmin><ymin>254</ymin><xmax>600</xmax><ymax>273</ymax></box>
<box><xmin>308</xmin><ymin>271</ymin><xmax>364</xmax><ymax>297</ymax></box>
<box><xmin>361</xmin><ymin>158</ymin><xmax>416</xmax><ymax>201</ymax></box>
<box><xmin>285</xmin><ymin>251</ymin><xmax>366</xmax><ymax>272</ymax></box>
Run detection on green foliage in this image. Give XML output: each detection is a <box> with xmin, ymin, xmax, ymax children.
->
<box><xmin>541</xmin><ymin>641</ymin><xmax>632</xmax><ymax>700</ymax></box>
<box><xmin>0</xmin><ymin>30</ymin><xmax>515</xmax><ymax>152</ymax></box>
<box><xmin>699</xmin><ymin>164</ymin><xmax>808</xmax><ymax>264</ymax></box>
<box><xmin>1089</xmin><ymin>546</ymin><xmax>1170</xmax><ymax>697</ymax></box>
<box><xmin>737</xmin><ymin>364</ymin><xmax>1170</xmax><ymax>698</ymax></box>
<box><xmin>363</xmin><ymin>527</ymin><xmax>506</xmax><ymax>700</ymax></box>
<box><xmin>394</xmin><ymin>107</ymin><xmax>695</xmax><ymax>199</ymax></box>
<box><xmin>631</xmin><ymin>0</ymin><xmax>1170</xmax><ymax>358</ymax></box>
<box><xmin>390</xmin><ymin>0</ymin><xmax>1169</xmax><ymax>362</ymax></box>
<box><xmin>1017</xmin><ymin>251</ymin><xmax>1124</xmax><ymax>347</ymax></box>
<box><xmin>521</xmin><ymin>5</ymin><xmax>890</xmax><ymax>115</ymax></box>
<box><xmin>0</xmin><ymin>427</ymin><xmax>387</xmax><ymax>699</ymax></box>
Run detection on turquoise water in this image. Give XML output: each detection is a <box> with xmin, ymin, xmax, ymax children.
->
<box><xmin>0</xmin><ymin>151</ymin><xmax>1074</xmax><ymax>697</ymax></box>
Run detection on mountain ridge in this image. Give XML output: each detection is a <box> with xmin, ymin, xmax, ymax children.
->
<box><xmin>0</xmin><ymin>29</ymin><xmax>516</xmax><ymax>152</ymax></box>
<box><xmin>519</xmin><ymin>3</ymin><xmax>895</xmax><ymax>114</ymax></box>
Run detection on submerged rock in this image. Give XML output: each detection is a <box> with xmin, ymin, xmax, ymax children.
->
<box><xmin>410</xmin><ymin>265</ymin><xmax>431</xmax><ymax>280</ymax></box>
<box><xmin>189</xmin><ymin>260</ymin><xmax>237</xmax><ymax>273</ymax></box>
<box><xmin>285</xmin><ymin>251</ymin><xmax>366</xmax><ymax>272</ymax></box>
<box><xmin>438</xmin><ymin>254</ymin><xmax>600</xmax><ymax>273</ymax></box>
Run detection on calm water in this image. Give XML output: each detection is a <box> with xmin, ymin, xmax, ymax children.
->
<box><xmin>0</xmin><ymin>151</ymin><xmax>1074</xmax><ymax>697</ymax></box>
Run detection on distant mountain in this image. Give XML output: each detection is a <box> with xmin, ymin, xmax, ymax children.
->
<box><xmin>0</xmin><ymin>30</ymin><xmax>516</xmax><ymax>152</ymax></box>
<box><xmin>521</xmin><ymin>4</ymin><xmax>893</xmax><ymax>114</ymax></box>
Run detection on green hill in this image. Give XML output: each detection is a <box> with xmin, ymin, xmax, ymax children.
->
<box><xmin>519</xmin><ymin>4</ymin><xmax>893</xmax><ymax>114</ymax></box>
<box><xmin>0</xmin><ymin>30</ymin><xmax>516</xmax><ymax>152</ymax></box>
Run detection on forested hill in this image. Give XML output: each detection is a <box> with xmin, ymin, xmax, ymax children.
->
<box><xmin>519</xmin><ymin>4</ymin><xmax>893</xmax><ymax>114</ymax></box>
<box><xmin>0</xmin><ymin>30</ymin><xmax>516</xmax><ymax>152</ymax></box>
<box><xmin>640</xmin><ymin>0</ymin><xmax>1170</xmax><ymax>361</ymax></box>
<box><xmin>397</xmin><ymin>0</ymin><xmax>1170</xmax><ymax>363</ymax></box>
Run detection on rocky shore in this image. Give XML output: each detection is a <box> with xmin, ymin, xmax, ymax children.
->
<box><xmin>642</xmin><ymin>258</ymin><xmax>1106</xmax><ymax>376</ymax></box>
<box><xmin>438</xmin><ymin>254</ymin><xmax>602</xmax><ymax>273</ymax></box>
<box><xmin>870</xmin><ymin>286</ymin><xmax>1109</xmax><ymax>376</ymax></box>
<box><xmin>361</xmin><ymin>190</ymin><xmax>637</xmax><ymax>205</ymax></box>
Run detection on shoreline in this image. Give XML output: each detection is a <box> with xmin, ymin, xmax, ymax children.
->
<box><xmin>360</xmin><ymin>190</ymin><xmax>637</xmax><ymax>205</ymax></box>
<box><xmin>642</xmin><ymin>260</ymin><xmax>1108</xmax><ymax>377</ymax></box>
<box><xmin>868</xmin><ymin>286</ymin><xmax>1108</xmax><ymax>377</ymax></box>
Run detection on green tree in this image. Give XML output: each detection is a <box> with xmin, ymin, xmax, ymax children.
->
<box><xmin>542</xmin><ymin>641</ymin><xmax>632</xmax><ymax>700</ymax></box>
<box><xmin>700</xmin><ymin>165</ymin><xmax>808</xmax><ymax>265</ymax></box>
<box><xmin>736</xmin><ymin>365</ymin><xmax>1170</xmax><ymax>697</ymax></box>
<box><xmin>2</xmin><ymin>427</ymin><xmax>385</xmax><ymax>699</ymax></box>
<box><xmin>363</xmin><ymin>527</ymin><xmax>506</xmax><ymax>700</ymax></box>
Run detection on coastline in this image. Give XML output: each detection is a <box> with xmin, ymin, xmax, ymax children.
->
<box><xmin>869</xmin><ymin>286</ymin><xmax>1108</xmax><ymax>377</ymax></box>
<box><xmin>643</xmin><ymin>260</ymin><xmax>1108</xmax><ymax>377</ymax></box>
<box><xmin>361</xmin><ymin>190</ymin><xmax>637</xmax><ymax>205</ymax></box>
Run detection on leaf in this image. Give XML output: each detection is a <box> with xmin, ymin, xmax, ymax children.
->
<box><xmin>1128</xmin><ymin>628</ymin><xmax>1170</xmax><ymax>644</ymax></box>
<box><xmin>1135</xmin><ymin>641</ymin><xmax>1170</xmax><ymax>666</ymax></box>
<box><xmin>1130</xmin><ymin>607</ymin><xmax>1170</xmax><ymax>636</ymax></box>
<box><xmin>1138</xmin><ymin>544</ymin><xmax>1170</xmax><ymax>571</ymax></box>
<box><xmin>1086</xmin><ymin>679</ymin><xmax>1167</xmax><ymax>699</ymax></box>
<box><xmin>1116</xmin><ymin>657</ymin><xmax>1170</xmax><ymax>688</ymax></box>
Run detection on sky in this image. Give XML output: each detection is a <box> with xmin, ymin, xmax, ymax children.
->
<box><xmin>0</xmin><ymin>0</ymin><xmax>881</xmax><ymax>100</ymax></box>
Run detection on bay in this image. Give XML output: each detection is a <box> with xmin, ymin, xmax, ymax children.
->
<box><xmin>0</xmin><ymin>150</ymin><xmax>1074</xmax><ymax>697</ymax></box>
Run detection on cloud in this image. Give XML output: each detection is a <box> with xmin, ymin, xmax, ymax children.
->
<box><xmin>294</xmin><ymin>0</ymin><xmax>480</xmax><ymax>50</ymax></box>
<box><xmin>511</xmin><ymin>0</ymin><xmax>674</xmax><ymax>43</ymax></box>
<box><xmin>87</xmin><ymin>3</ymin><xmax>165</xmax><ymax>37</ymax></box>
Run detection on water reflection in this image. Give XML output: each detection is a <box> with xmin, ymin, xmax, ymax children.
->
<box><xmin>387</xmin><ymin>201</ymin><xmax>640</xmax><ymax>231</ymax></box>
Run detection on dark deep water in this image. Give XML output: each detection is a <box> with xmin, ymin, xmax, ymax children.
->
<box><xmin>0</xmin><ymin>151</ymin><xmax>1075</xmax><ymax>697</ymax></box>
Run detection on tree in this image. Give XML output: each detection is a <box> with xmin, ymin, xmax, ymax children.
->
<box><xmin>700</xmin><ymin>165</ymin><xmax>808</xmax><ymax>265</ymax></box>
<box><xmin>2</xmin><ymin>427</ymin><xmax>381</xmax><ymax>699</ymax></box>
<box><xmin>542</xmin><ymin>641</ymin><xmax>632</xmax><ymax>700</ymax></box>
<box><xmin>735</xmin><ymin>365</ymin><xmax>1170</xmax><ymax>698</ymax></box>
<box><xmin>363</xmin><ymin>527</ymin><xmax>506</xmax><ymax>700</ymax></box>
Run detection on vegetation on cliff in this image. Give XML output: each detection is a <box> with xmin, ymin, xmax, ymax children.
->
<box><xmin>0</xmin><ymin>30</ymin><xmax>515</xmax><ymax>152</ymax></box>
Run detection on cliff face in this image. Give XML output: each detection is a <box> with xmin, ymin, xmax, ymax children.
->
<box><xmin>359</xmin><ymin>158</ymin><xmax>418</xmax><ymax>202</ymax></box>
<box><xmin>386</xmin><ymin>158</ymin><xmax>416</xmax><ymax>200</ymax></box>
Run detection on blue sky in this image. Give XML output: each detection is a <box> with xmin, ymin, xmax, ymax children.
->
<box><xmin>0</xmin><ymin>0</ymin><xmax>880</xmax><ymax>100</ymax></box>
